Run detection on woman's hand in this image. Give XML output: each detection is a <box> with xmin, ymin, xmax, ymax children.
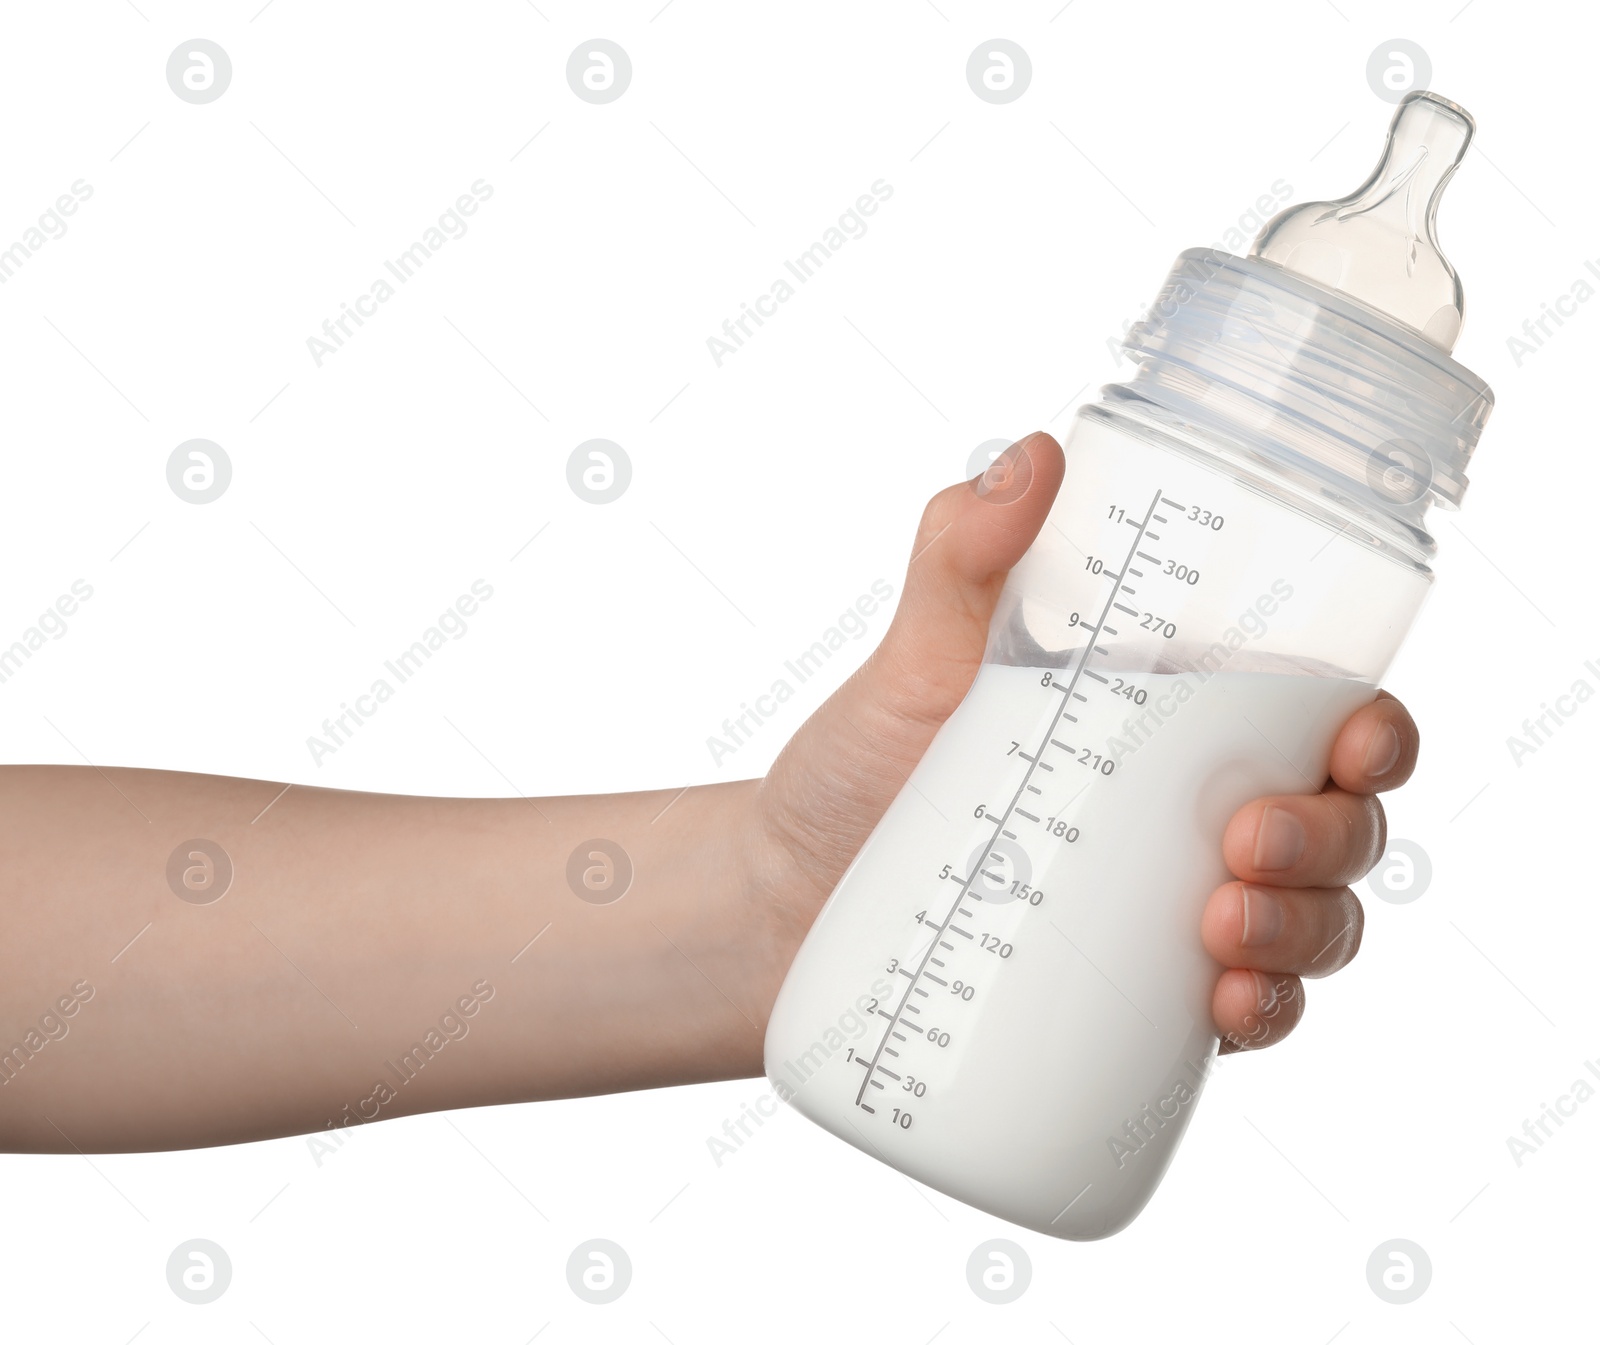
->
<box><xmin>746</xmin><ymin>429</ymin><xmax>1416</xmax><ymax>1049</ymax></box>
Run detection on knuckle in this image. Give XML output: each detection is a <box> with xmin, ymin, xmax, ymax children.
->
<box><xmin>917</xmin><ymin>483</ymin><xmax>962</xmax><ymax>537</ymax></box>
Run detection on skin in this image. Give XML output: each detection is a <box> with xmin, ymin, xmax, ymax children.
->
<box><xmin>0</xmin><ymin>431</ymin><xmax>1417</xmax><ymax>1153</ymax></box>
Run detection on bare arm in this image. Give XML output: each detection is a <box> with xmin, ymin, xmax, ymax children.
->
<box><xmin>0</xmin><ymin>767</ymin><xmax>777</xmax><ymax>1152</ymax></box>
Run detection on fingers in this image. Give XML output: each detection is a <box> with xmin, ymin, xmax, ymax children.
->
<box><xmin>1213</xmin><ymin>970</ymin><xmax>1306</xmax><ymax>1052</ymax></box>
<box><xmin>1202</xmin><ymin>880</ymin><xmax>1364</xmax><ymax>978</ymax></box>
<box><xmin>1222</xmin><ymin>787</ymin><xmax>1385</xmax><ymax>889</ymax></box>
<box><xmin>1210</xmin><ymin>692</ymin><xmax>1412</xmax><ymax>1052</ymax></box>
<box><xmin>1327</xmin><ymin>690</ymin><xmax>1420</xmax><ymax>794</ymax></box>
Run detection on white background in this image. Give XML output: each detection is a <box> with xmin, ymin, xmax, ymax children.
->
<box><xmin>0</xmin><ymin>1</ymin><xmax>1592</xmax><ymax>1341</ymax></box>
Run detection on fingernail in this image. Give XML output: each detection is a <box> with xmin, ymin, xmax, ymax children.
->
<box><xmin>975</xmin><ymin>434</ymin><xmax>1036</xmax><ymax>501</ymax></box>
<box><xmin>981</xmin><ymin>445</ymin><xmax>1017</xmax><ymax>486</ymax></box>
<box><xmin>1363</xmin><ymin>722</ymin><xmax>1401</xmax><ymax>778</ymax></box>
<box><xmin>1239</xmin><ymin>886</ymin><xmax>1285</xmax><ymax>947</ymax></box>
<box><xmin>1000</xmin><ymin>432</ymin><xmax>1042</xmax><ymax>468</ymax></box>
<box><xmin>1253</xmin><ymin>806</ymin><xmax>1305</xmax><ymax>872</ymax></box>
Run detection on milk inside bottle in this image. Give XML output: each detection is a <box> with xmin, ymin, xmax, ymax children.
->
<box><xmin>763</xmin><ymin>91</ymin><xmax>1495</xmax><ymax>1239</ymax></box>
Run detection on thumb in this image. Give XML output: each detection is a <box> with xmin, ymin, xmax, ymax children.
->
<box><xmin>871</xmin><ymin>429</ymin><xmax>1065</xmax><ymax>731</ymax></box>
<box><xmin>755</xmin><ymin>431</ymin><xmax>1063</xmax><ymax>902</ymax></box>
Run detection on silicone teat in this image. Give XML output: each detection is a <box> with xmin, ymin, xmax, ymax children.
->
<box><xmin>1248</xmin><ymin>91</ymin><xmax>1474</xmax><ymax>352</ymax></box>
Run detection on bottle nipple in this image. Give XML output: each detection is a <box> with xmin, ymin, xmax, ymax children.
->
<box><xmin>1248</xmin><ymin>91</ymin><xmax>1474</xmax><ymax>352</ymax></box>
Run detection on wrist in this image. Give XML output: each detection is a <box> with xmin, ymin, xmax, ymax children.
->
<box><xmin>630</xmin><ymin>778</ymin><xmax>788</xmax><ymax>1080</ymax></box>
<box><xmin>724</xmin><ymin>778</ymin><xmax>832</xmax><ymax>1031</ymax></box>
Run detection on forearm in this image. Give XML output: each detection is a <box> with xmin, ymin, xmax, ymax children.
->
<box><xmin>0</xmin><ymin>766</ymin><xmax>782</xmax><ymax>1152</ymax></box>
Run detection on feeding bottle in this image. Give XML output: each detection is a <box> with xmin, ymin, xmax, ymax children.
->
<box><xmin>763</xmin><ymin>92</ymin><xmax>1494</xmax><ymax>1239</ymax></box>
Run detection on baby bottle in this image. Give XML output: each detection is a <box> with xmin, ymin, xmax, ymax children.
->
<box><xmin>763</xmin><ymin>92</ymin><xmax>1495</xmax><ymax>1239</ymax></box>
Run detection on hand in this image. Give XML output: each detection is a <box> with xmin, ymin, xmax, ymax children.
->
<box><xmin>745</xmin><ymin>430</ymin><xmax>1416</xmax><ymax>1050</ymax></box>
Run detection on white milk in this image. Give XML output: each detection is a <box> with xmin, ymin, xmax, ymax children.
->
<box><xmin>765</xmin><ymin>659</ymin><xmax>1374</xmax><ymax>1238</ymax></box>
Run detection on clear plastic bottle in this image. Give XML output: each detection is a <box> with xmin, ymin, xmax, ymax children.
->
<box><xmin>763</xmin><ymin>92</ymin><xmax>1494</xmax><ymax>1239</ymax></box>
